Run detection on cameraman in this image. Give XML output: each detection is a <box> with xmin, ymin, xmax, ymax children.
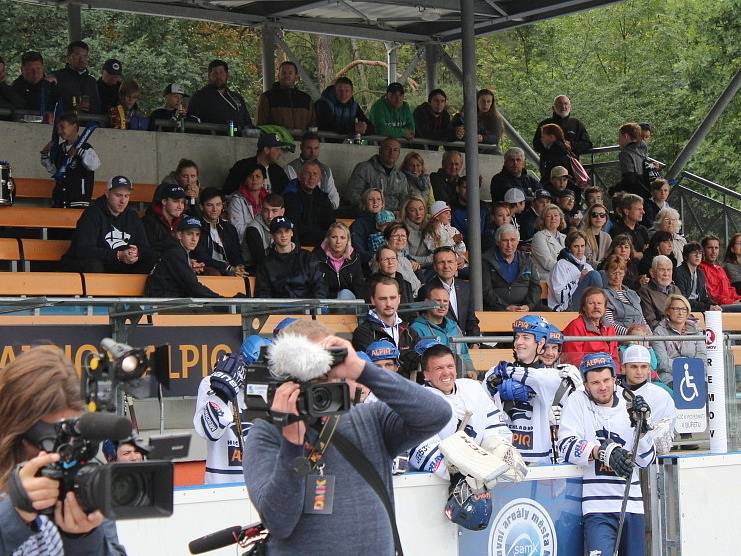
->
<box><xmin>0</xmin><ymin>345</ymin><xmax>126</xmax><ymax>555</ymax></box>
<box><xmin>243</xmin><ymin>320</ymin><xmax>452</xmax><ymax>555</ymax></box>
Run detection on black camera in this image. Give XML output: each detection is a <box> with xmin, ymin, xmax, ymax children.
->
<box><xmin>243</xmin><ymin>346</ymin><xmax>351</xmax><ymax>421</ymax></box>
<box><xmin>84</xmin><ymin>338</ymin><xmax>170</xmax><ymax>412</ymax></box>
<box><xmin>25</xmin><ymin>412</ymin><xmax>173</xmax><ymax>520</ymax></box>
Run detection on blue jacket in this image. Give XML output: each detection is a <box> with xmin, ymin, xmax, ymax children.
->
<box><xmin>410</xmin><ymin>314</ymin><xmax>473</xmax><ymax>371</ymax></box>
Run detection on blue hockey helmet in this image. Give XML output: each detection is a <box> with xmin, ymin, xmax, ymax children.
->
<box><xmin>240</xmin><ymin>335</ymin><xmax>273</xmax><ymax>364</ymax></box>
<box><xmin>545</xmin><ymin>323</ymin><xmax>564</xmax><ymax>346</ymax></box>
<box><xmin>356</xmin><ymin>351</ymin><xmax>373</xmax><ymax>364</ymax></box>
<box><xmin>414</xmin><ymin>337</ymin><xmax>442</xmax><ymax>356</ymax></box>
<box><xmin>512</xmin><ymin>315</ymin><xmax>549</xmax><ymax>343</ymax></box>
<box><xmin>444</xmin><ymin>478</ymin><xmax>493</xmax><ymax>531</ymax></box>
<box><xmin>366</xmin><ymin>340</ymin><xmax>400</xmax><ymax>362</ymax></box>
<box><xmin>272</xmin><ymin>317</ymin><xmax>299</xmax><ymax>337</ymax></box>
<box><xmin>579</xmin><ymin>352</ymin><xmax>616</xmax><ymax>378</ymax></box>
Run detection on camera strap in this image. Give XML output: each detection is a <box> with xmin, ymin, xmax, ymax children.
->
<box><xmin>292</xmin><ymin>415</ymin><xmax>341</xmax><ymax>476</ymax></box>
<box><xmin>331</xmin><ymin>431</ymin><xmax>404</xmax><ymax>556</ymax></box>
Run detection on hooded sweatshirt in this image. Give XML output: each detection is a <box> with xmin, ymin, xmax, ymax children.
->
<box><xmin>367</xmin><ymin>96</ymin><xmax>415</xmax><ymax>139</ymax></box>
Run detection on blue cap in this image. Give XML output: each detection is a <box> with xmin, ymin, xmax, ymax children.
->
<box><xmin>366</xmin><ymin>340</ymin><xmax>400</xmax><ymax>362</ymax></box>
<box><xmin>272</xmin><ymin>317</ymin><xmax>299</xmax><ymax>337</ymax></box>
<box><xmin>512</xmin><ymin>315</ymin><xmax>549</xmax><ymax>343</ymax></box>
<box><xmin>177</xmin><ymin>216</ymin><xmax>202</xmax><ymax>231</ymax></box>
<box><xmin>414</xmin><ymin>337</ymin><xmax>443</xmax><ymax>356</ymax></box>
<box><xmin>357</xmin><ymin>351</ymin><xmax>373</xmax><ymax>364</ymax></box>
<box><xmin>161</xmin><ymin>183</ymin><xmax>186</xmax><ymax>199</ymax></box>
<box><xmin>545</xmin><ymin>323</ymin><xmax>564</xmax><ymax>346</ymax></box>
<box><xmin>240</xmin><ymin>335</ymin><xmax>273</xmax><ymax>364</ymax></box>
<box><xmin>579</xmin><ymin>352</ymin><xmax>616</xmax><ymax>377</ymax></box>
<box><xmin>269</xmin><ymin>216</ymin><xmax>294</xmax><ymax>234</ymax></box>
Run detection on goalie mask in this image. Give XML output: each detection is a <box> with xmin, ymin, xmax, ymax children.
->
<box><xmin>444</xmin><ymin>477</ymin><xmax>493</xmax><ymax>531</ymax></box>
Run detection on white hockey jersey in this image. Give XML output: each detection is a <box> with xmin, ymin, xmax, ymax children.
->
<box><xmin>409</xmin><ymin>378</ymin><xmax>511</xmax><ymax>479</ymax></box>
<box><xmin>558</xmin><ymin>387</ymin><xmax>656</xmax><ymax>515</ymax></box>
<box><xmin>631</xmin><ymin>381</ymin><xmax>676</xmax><ymax>455</ymax></box>
<box><xmin>193</xmin><ymin>376</ymin><xmax>252</xmax><ymax>484</ymax></box>
<box><xmin>485</xmin><ymin>363</ymin><xmax>567</xmax><ymax>464</ymax></box>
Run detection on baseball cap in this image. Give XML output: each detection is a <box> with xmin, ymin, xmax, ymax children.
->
<box><xmin>431</xmin><ymin>200</ymin><xmax>451</xmax><ymax>219</ymax></box>
<box><xmin>163</xmin><ymin>83</ymin><xmax>189</xmax><ymax>97</ymax></box>
<box><xmin>386</xmin><ymin>82</ymin><xmax>404</xmax><ymax>95</ymax></box>
<box><xmin>622</xmin><ymin>345</ymin><xmax>651</xmax><ymax>365</ymax></box>
<box><xmin>550</xmin><ymin>166</ymin><xmax>570</xmax><ymax>179</ymax></box>
<box><xmin>503</xmin><ymin>188</ymin><xmax>526</xmax><ymax>204</ymax></box>
<box><xmin>161</xmin><ymin>184</ymin><xmax>186</xmax><ymax>200</ymax></box>
<box><xmin>258</xmin><ymin>132</ymin><xmax>291</xmax><ymax>150</ymax></box>
<box><xmin>534</xmin><ymin>189</ymin><xmax>552</xmax><ymax>200</ymax></box>
<box><xmin>108</xmin><ymin>175</ymin><xmax>133</xmax><ymax>191</ymax></box>
<box><xmin>375</xmin><ymin>210</ymin><xmax>395</xmax><ymax>225</ymax></box>
<box><xmin>102</xmin><ymin>59</ymin><xmax>122</xmax><ymax>75</ymax></box>
<box><xmin>177</xmin><ymin>216</ymin><xmax>201</xmax><ymax>231</ymax></box>
<box><xmin>269</xmin><ymin>217</ymin><xmax>294</xmax><ymax>233</ymax></box>
<box><xmin>556</xmin><ymin>189</ymin><xmax>575</xmax><ymax>199</ymax></box>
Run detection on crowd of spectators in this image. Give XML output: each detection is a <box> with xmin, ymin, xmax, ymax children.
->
<box><xmin>4</xmin><ymin>44</ymin><xmax>741</xmax><ymax>391</ymax></box>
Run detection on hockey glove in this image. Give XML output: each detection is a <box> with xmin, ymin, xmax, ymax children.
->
<box><xmin>555</xmin><ymin>363</ymin><xmax>583</xmax><ymax>390</ymax></box>
<box><xmin>598</xmin><ymin>441</ymin><xmax>634</xmax><ymax>479</ymax></box>
<box><xmin>485</xmin><ymin>361</ymin><xmax>510</xmax><ymax>396</ymax></box>
<box><xmin>210</xmin><ymin>352</ymin><xmax>246</xmax><ymax>404</ymax></box>
<box><xmin>627</xmin><ymin>394</ymin><xmax>652</xmax><ymax>436</ymax></box>
<box><xmin>498</xmin><ymin>379</ymin><xmax>536</xmax><ymax>402</ymax></box>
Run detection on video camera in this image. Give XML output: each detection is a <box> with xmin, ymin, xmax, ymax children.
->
<box><xmin>24</xmin><ymin>412</ymin><xmax>173</xmax><ymax>520</ymax></box>
<box><xmin>242</xmin><ymin>342</ymin><xmax>352</xmax><ymax>422</ymax></box>
<box><xmin>83</xmin><ymin>338</ymin><xmax>170</xmax><ymax>412</ymax></box>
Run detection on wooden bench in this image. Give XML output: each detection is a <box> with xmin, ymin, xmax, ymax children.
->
<box><xmin>0</xmin><ymin>238</ymin><xmax>21</xmax><ymax>271</ymax></box>
<box><xmin>198</xmin><ymin>276</ymin><xmax>247</xmax><ymax>297</ymax></box>
<box><xmin>19</xmin><ymin>239</ymin><xmax>70</xmax><ymax>270</ymax></box>
<box><xmin>469</xmin><ymin>348</ymin><xmax>514</xmax><ymax>372</ymax></box>
<box><xmin>0</xmin><ymin>272</ymin><xmax>83</xmax><ymax>296</ymax></box>
<box><xmin>14</xmin><ymin>178</ymin><xmax>157</xmax><ymax>204</ymax></box>
<box><xmin>252</xmin><ymin>314</ymin><xmax>359</xmax><ymax>335</ymax></box>
<box><xmin>82</xmin><ymin>273</ymin><xmax>148</xmax><ymax>296</ymax></box>
<box><xmin>0</xmin><ymin>207</ymin><xmax>83</xmax><ymax>238</ymax></box>
<box><xmin>476</xmin><ymin>311</ymin><xmax>579</xmax><ymax>334</ymax></box>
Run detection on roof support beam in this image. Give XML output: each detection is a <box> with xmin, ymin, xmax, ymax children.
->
<box><xmin>424</xmin><ymin>44</ymin><xmax>439</xmax><ymax>97</ymax></box>
<box><xmin>261</xmin><ymin>23</ymin><xmax>277</xmax><ymax>92</ymax></box>
<box><xmin>68</xmin><ymin>3</ymin><xmax>82</xmax><ymax>42</ymax></box>
<box><xmin>385</xmin><ymin>42</ymin><xmax>398</xmax><ymax>84</ymax></box>
<box><xmin>271</xmin><ymin>0</ymin><xmax>331</xmax><ymax>18</ymax></box>
<box><xmin>399</xmin><ymin>46</ymin><xmax>424</xmax><ymax>88</ymax></box>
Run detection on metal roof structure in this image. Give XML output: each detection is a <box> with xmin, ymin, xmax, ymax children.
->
<box><xmin>39</xmin><ymin>0</ymin><xmax>623</xmax><ymax>43</ymax></box>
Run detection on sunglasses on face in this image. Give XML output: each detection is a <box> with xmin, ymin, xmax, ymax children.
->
<box><xmin>590</xmin><ymin>212</ymin><xmax>607</xmax><ymax>218</ymax></box>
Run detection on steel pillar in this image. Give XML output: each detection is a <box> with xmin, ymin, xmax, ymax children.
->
<box><xmin>68</xmin><ymin>3</ymin><xmax>82</xmax><ymax>42</ymax></box>
<box><xmin>261</xmin><ymin>24</ymin><xmax>276</xmax><ymax>92</ymax></box>
<box><xmin>386</xmin><ymin>42</ymin><xmax>398</xmax><ymax>84</ymax></box>
<box><xmin>666</xmin><ymin>67</ymin><xmax>741</xmax><ymax>180</ymax></box>
<box><xmin>460</xmin><ymin>0</ymin><xmax>482</xmax><ymax>310</ymax></box>
<box><xmin>424</xmin><ymin>44</ymin><xmax>439</xmax><ymax>98</ymax></box>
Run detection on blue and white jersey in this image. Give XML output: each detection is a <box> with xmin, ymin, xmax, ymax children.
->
<box><xmin>486</xmin><ymin>363</ymin><xmax>566</xmax><ymax>464</ymax></box>
<box><xmin>193</xmin><ymin>376</ymin><xmax>251</xmax><ymax>484</ymax></box>
<box><xmin>558</xmin><ymin>387</ymin><xmax>656</xmax><ymax>515</ymax></box>
<box><xmin>409</xmin><ymin>378</ymin><xmax>511</xmax><ymax>479</ymax></box>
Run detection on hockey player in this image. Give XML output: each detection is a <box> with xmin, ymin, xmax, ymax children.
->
<box><xmin>409</xmin><ymin>344</ymin><xmax>525</xmax><ymax>530</ymax></box>
<box><xmin>558</xmin><ymin>352</ymin><xmax>656</xmax><ymax>556</ymax></box>
<box><xmin>366</xmin><ymin>339</ymin><xmax>401</xmax><ymax>372</ymax></box>
<box><xmin>193</xmin><ymin>335</ymin><xmax>272</xmax><ymax>484</ymax></box>
<box><xmin>620</xmin><ymin>344</ymin><xmax>676</xmax><ymax>454</ymax></box>
<box><xmin>485</xmin><ymin>315</ymin><xmax>582</xmax><ymax>464</ymax></box>
<box><xmin>541</xmin><ymin>322</ymin><xmax>564</xmax><ymax>367</ymax></box>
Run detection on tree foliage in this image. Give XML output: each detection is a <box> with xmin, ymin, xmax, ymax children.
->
<box><xmin>0</xmin><ymin>0</ymin><xmax>737</xmax><ymax>185</ymax></box>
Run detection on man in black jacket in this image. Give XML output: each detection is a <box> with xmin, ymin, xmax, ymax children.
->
<box><xmin>62</xmin><ymin>175</ymin><xmax>156</xmax><ymax>273</ymax></box>
<box><xmin>11</xmin><ymin>51</ymin><xmax>59</xmax><ymax>113</ymax></box>
<box><xmin>283</xmin><ymin>160</ymin><xmax>335</xmax><ymax>247</ymax></box>
<box><xmin>192</xmin><ymin>187</ymin><xmax>246</xmax><ymax>276</ymax></box>
<box><xmin>418</xmin><ymin>247</ymin><xmax>480</xmax><ymax>338</ymax></box>
<box><xmin>413</xmin><ymin>89</ymin><xmax>454</xmax><ymax>143</ymax></box>
<box><xmin>223</xmin><ymin>132</ymin><xmax>291</xmax><ymax>195</ymax></box>
<box><xmin>187</xmin><ymin>59</ymin><xmax>252</xmax><ymax>132</ymax></box>
<box><xmin>532</xmin><ymin>95</ymin><xmax>592</xmax><ymax>158</ymax></box>
<box><xmin>254</xmin><ymin>217</ymin><xmax>327</xmax><ymax>299</ymax></box>
<box><xmin>490</xmin><ymin>147</ymin><xmax>541</xmax><ymax>203</ymax></box>
<box><xmin>49</xmin><ymin>41</ymin><xmax>101</xmax><ymax>113</ymax></box>
<box><xmin>429</xmin><ymin>150</ymin><xmax>463</xmax><ymax>205</ymax></box>
<box><xmin>145</xmin><ymin>217</ymin><xmax>221</xmax><ymax>298</ymax></box>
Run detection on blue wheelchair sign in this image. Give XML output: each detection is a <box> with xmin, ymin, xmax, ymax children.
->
<box><xmin>672</xmin><ymin>357</ymin><xmax>706</xmax><ymax>410</ymax></box>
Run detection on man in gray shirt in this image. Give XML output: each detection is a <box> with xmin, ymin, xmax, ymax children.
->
<box><xmin>243</xmin><ymin>321</ymin><xmax>451</xmax><ymax>555</ymax></box>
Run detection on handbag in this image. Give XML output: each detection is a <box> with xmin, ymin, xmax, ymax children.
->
<box><xmin>568</xmin><ymin>154</ymin><xmax>590</xmax><ymax>187</ymax></box>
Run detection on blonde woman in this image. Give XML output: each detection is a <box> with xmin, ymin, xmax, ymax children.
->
<box><xmin>401</xmin><ymin>195</ymin><xmax>433</xmax><ymax>269</ymax></box>
<box><xmin>400</xmin><ymin>152</ymin><xmax>434</xmax><ymax>209</ymax></box>
<box><xmin>579</xmin><ymin>202</ymin><xmax>612</xmax><ymax>267</ymax></box>
<box><xmin>652</xmin><ymin>294</ymin><xmax>705</xmax><ymax>386</ymax></box>
<box><xmin>531</xmin><ymin>203</ymin><xmax>566</xmax><ymax>281</ymax></box>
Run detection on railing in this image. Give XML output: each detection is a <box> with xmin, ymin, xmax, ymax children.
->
<box><xmin>582</xmin><ymin>145</ymin><xmax>741</xmax><ymax>248</ymax></box>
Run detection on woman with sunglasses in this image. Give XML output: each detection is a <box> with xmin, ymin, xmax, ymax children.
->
<box><xmin>652</xmin><ymin>294</ymin><xmax>705</xmax><ymax>387</ymax></box>
<box><xmin>580</xmin><ymin>203</ymin><xmax>612</xmax><ymax>267</ymax></box>
<box><xmin>0</xmin><ymin>345</ymin><xmax>125</xmax><ymax>555</ymax></box>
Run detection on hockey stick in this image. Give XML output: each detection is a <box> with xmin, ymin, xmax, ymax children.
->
<box><xmin>549</xmin><ymin>377</ymin><xmax>575</xmax><ymax>464</ymax></box>
<box><xmin>613</xmin><ymin>388</ymin><xmax>645</xmax><ymax>556</ymax></box>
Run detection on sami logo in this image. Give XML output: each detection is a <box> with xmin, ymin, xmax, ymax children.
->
<box><xmin>489</xmin><ymin>499</ymin><xmax>557</xmax><ymax>556</ymax></box>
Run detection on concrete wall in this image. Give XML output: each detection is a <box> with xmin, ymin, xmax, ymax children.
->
<box><xmin>3</xmin><ymin>121</ymin><xmax>503</xmax><ymax>202</ymax></box>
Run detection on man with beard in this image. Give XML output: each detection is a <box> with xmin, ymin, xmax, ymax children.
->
<box><xmin>533</xmin><ymin>95</ymin><xmax>593</xmax><ymax>158</ymax></box>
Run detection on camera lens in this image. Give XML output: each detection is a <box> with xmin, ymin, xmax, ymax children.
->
<box><xmin>111</xmin><ymin>472</ymin><xmax>147</xmax><ymax>507</ymax></box>
<box><xmin>311</xmin><ymin>386</ymin><xmax>332</xmax><ymax>413</ymax></box>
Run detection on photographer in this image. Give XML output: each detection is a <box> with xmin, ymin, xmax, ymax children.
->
<box><xmin>243</xmin><ymin>320</ymin><xmax>452</xmax><ymax>555</ymax></box>
<box><xmin>0</xmin><ymin>345</ymin><xmax>126</xmax><ymax>555</ymax></box>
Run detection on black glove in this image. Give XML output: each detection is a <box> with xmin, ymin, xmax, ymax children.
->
<box><xmin>627</xmin><ymin>394</ymin><xmax>651</xmax><ymax>436</ymax></box>
<box><xmin>210</xmin><ymin>353</ymin><xmax>246</xmax><ymax>404</ymax></box>
<box><xmin>598</xmin><ymin>441</ymin><xmax>634</xmax><ymax>479</ymax></box>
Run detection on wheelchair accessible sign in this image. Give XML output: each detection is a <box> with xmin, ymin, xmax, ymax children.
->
<box><xmin>672</xmin><ymin>357</ymin><xmax>707</xmax><ymax>433</ymax></box>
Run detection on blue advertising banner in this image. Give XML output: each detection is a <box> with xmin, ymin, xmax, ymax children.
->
<box><xmin>458</xmin><ymin>476</ymin><xmax>583</xmax><ymax>556</ymax></box>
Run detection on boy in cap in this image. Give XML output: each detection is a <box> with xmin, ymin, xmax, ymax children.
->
<box><xmin>620</xmin><ymin>344</ymin><xmax>676</xmax><ymax>454</ymax></box>
<box><xmin>368</xmin><ymin>82</ymin><xmax>415</xmax><ymax>140</ymax></box>
<box><xmin>148</xmin><ymin>83</ymin><xmax>190</xmax><ymax>130</ymax></box>
<box><xmin>556</xmin><ymin>189</ymin><xmax>582</xmax><ymax>230</ymax></box>
<box><xmin>145</xmin><ymin>217</ymin><xmax>221</xmax><ymax>297</ymax></box>
<box><xmin>503</xmin><ymin>188</ymin><xmax>526</xmax><ymax>229</ymax></box>
<box><xmin>368</xmin><ymin>209</ymin><xmax>395</xmax><ymax>258</ymax></box>
<box><xmin>62</xmin><ymin>175</ymin><xmax>156</xmax><ymax>273</ymax></box>
<box><xmin>142</xmin><ymin>183</ymin><xmax>187</xmax><ymax>256</ymax></box>
<box><xmin>519</xmin><ymin>188</ymin><xmax>552</xmax><ymax>243</ymax></box>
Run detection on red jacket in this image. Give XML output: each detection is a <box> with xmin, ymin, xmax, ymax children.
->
<box><xmin>699</xmin><ymin>261</ymin><xmax>741</xmax><ymax>305</ymax></box>
<box><xmin>562</xmin><ymin>315</ymin><xmax>621</xmax><ymax>372</ymax></box>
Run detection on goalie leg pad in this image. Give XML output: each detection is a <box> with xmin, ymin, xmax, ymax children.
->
<box><xmin>440</xmin><ymin>432</ymin><xmax>527</xmax><ymax>490</ymax></box>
